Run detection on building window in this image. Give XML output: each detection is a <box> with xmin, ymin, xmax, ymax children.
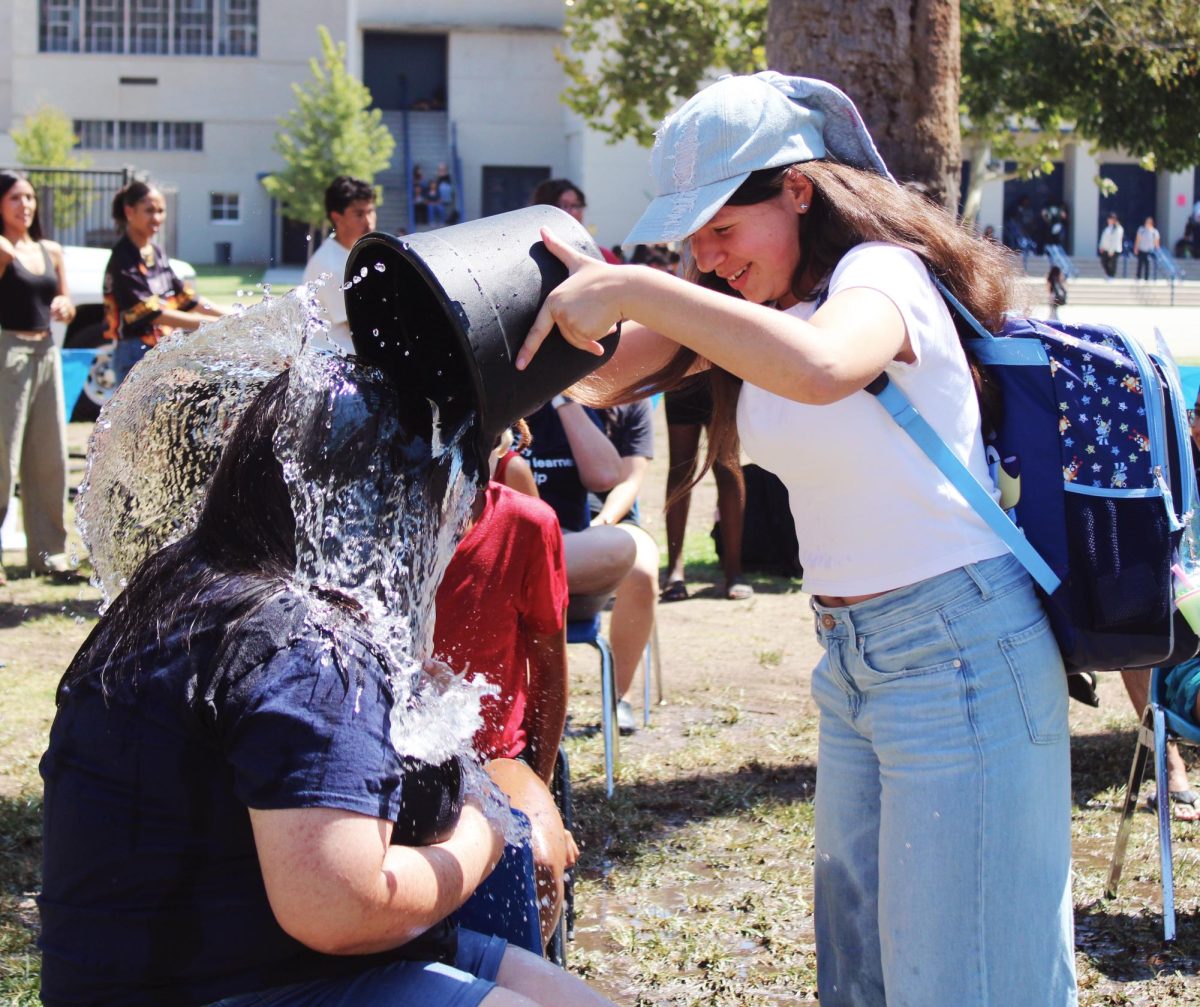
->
<box><xmin>75</xmin><ymin>119</ymin><xmax>203</xmax><ymax>151</ymax></box>
<box><xmin>40</xmin><ymin>0</ymin><xmax>81</xmax><ymax>52</ymax></box>
<box><xmin>162</xmin><ymin>121</ymin><xmax>203</xmax><ymax>150</ymax></box>
<box><xmin>130</xmin><ymin>0</ymin><xmax>169</xmax><ymax>53</ymax></box>
<box><xmin>74</xmin><ymin>119</ymin><xmax>115</xmax><ymax>149</ymax></box>
<box><xmin>84</xmin><ymin>0</ymin><xmax>124</xmax><ymax>52</ymax></box>
<box><xmin>174</xmin><ymin>0</ymin><xmax>212</xmax><ymax>55</ymax></box>
<box><xmin>210</xmin><ymin>192</ymin><xmax>240</xmax><ymax>222</ymax></box>
<box><xmin>41</xmin><ymin>0</ymin><xmax>255</xmax><ymax>55</ymax></box>
<box><xmin>219</xmin><ymin>0</ymin><xmax>256</xmax><ymax>56</ymax></box>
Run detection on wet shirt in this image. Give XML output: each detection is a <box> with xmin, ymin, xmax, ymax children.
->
<box><xmin>38</xmin><ymin>583</ymin><xmax>455</xmax><ymax>1006</ymax></box>
<box><xmin>434</xmin><ymin>482</ymin><xmax>568</xmax><ymax>759</ymax></box>
<box><xmin>103</xmin><ymin>235</ymin><xmax>198</xmax><ymax>345</ymax></box>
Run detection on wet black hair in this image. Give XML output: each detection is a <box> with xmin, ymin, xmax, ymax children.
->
<box><xmin>111</xmin><ymin>179</ymin><xmax>160</xmax><ymax>231</ymax></box>
<box><xmin>0</xmin><ymin>170</ymin><xmax>43</xmax><ymax>242</ymax></box>
<box><xmin>324</xmin><ymin>175</ymin><xmax>376</xmax><ymax>218</ymax></box>
<box><xmin>60</xmin><ymin>371</ymin><xmax>298</xmax><ymax>699</ymax></box>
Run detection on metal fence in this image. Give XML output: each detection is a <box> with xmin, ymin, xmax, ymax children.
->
<box><xmin>0</xmin><ymin>165</ymin><xmax>179</xmax><ymax>256</ymax></box>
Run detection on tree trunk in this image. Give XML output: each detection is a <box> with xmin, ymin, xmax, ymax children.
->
<box><xmin>766</xmin><ymin>0</ymin><xmax>961</xmax><ymax>210</ymax></box>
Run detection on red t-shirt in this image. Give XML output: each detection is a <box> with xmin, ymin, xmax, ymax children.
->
<box><xmin>434</xmin><ymin>483</ymin><xmax>568</xmax><ymax>759</ymax></box>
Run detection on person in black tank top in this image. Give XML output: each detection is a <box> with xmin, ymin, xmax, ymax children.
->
<box><xmin>0</xmin><ymin>171</ymin><xmax>79</xmax><ymax>582</ymax></box>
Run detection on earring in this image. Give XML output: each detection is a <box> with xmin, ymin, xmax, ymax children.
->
<box><xmin>799</xmin><ymin>203</ymin><xmax>809</xmax><ymax>210</ymax></box>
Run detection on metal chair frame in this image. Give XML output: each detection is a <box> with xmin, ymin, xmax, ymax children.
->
<box><xmin>1105</xmin><ymin>666</ymin><xmax>1200</xmax><ymax>943</ymax></box>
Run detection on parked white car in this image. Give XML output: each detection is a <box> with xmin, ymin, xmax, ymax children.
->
<box><xmin>52</xmin><ymin>245</ymin><xmax>197</xmax><ymax>420</ymax></box>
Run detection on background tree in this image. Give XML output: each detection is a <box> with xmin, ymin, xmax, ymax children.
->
<box><xmin>960</xmin><ymin>0</ymin><xmax>1200</xmax><ymax>222</ymax></box>
<box><xmin>12</xmin><ymin>105</ymin><xmax>93</xmax><ymax>234</ymax></box>
<box><xmin>262</xmin><ymin>26</ymin><xmax>395</xmax><ymax>249</ymax></box>
<box><xmin>561</xmin><ymin>0</ymin><xmax>1200</xmax><ymax>219</ymax></box>
<box><xmin>562</xmin><ymin>0</ymin><xmax>960</xmax><ymax>206</ymax></box>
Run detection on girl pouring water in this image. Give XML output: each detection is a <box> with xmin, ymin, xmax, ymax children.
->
<box><xmin>517</xmin><ymin>72</ymin><xmax>1076</xmax><ymax>1006</ymax></box>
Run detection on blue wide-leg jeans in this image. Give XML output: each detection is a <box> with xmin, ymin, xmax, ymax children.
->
<box><xmin>811</xmin><ymin>554</ymin><xmax>1076</xmax><ymax>1006</ymax></box>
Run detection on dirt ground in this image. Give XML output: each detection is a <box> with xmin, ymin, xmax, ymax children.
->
<box><xmin>1</xmin><ymin>414</ymin><xmax>1199</xmax><ymax>1004</ymax></box>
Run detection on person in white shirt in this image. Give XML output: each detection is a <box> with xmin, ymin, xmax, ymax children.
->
<box><xmin>516</xmin><ymin>72</ymin><xmax>1076</xmax><ymax>1006</ymax></box>
<box><xmin>302</xmin><ymin>176</ymin><xmax>377</xmax><ymax>353</ymax></box>
<box><xmin>1134</xmin><ymin>215</ymin><xmax>1161</xmax><ymax>282</ymax></box>
<box><xmin>1097</xmin><ymin>212</ymin><xmax>1124</xmax><ymax>278</ymax></box>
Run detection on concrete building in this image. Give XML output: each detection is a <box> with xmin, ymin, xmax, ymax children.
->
<box><xmin>1</xmin><ymin>2</ymin><xmax>1196</xmax><ymax>266</ymax></box>
<box><xmin>0</xmin><ymin>0</ymin><xmax>648</xmax><ymax>263</ymax></box>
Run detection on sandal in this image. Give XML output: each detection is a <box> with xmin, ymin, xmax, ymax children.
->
<box><xmin>1147</xmin><ymin>789</ymin><xmax>1200</xmax><ymax>822</ymax></box>
<box><xmin>660</xmin><ymin>579</ymin><xmax>689</xmax><ymax>603</ymax></box>
<box><xmin>725</xmin><ymin>578</ymin><xmax>754</xmax><ymax>601</ymax></box>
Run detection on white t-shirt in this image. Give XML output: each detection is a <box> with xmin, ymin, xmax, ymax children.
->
<box><xmin>1098</xmin><ymin>224</ymin><xmax>1124</xmax><ymax>255</ymax></box>
<box><xmin>301</xmin><ymin>234</ymin><xmax>354</xmax><ymax>354</ymax></box>
<box><xmin>736</xmin><ymin>242</ymin><xmax>1007</xmax><ymax>596</ymax></box>
<box><xmin>1135</xmin><ymin>226</ymin><xmax>1160</xmax><ymax>253</ymax></box>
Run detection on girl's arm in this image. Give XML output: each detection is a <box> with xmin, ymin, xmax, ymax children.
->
<box><xmin>521</xmin><ymin>625</ymin><xmax>568</xmax><ymax>784</ymax></box>
<box><xmin>592</xmin><ymin>455</ymin><xmax>648</xmax><ymax>527</ymax></box>
<box><xmin>556</xmin><ymin>400</ymin><xmax>623</xmax><ymax>492</ymax></box>
<box><xmin>45</xmin><ymin>241</ymin><xmax>76</xmax><ymax>324</ymax></box>
<box><xmin>249</xmin><ymin>796</ymin><xmax>504</xmax><ymax>956</ymax></box>
<box><xmin>521</xmin><ymin>228</ymin><xmax>907</xmax><ymax>406</ymax></box>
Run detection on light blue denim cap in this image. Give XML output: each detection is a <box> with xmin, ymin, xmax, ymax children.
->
<box><xmin>623</xmin><ymin>71</ymin><xmax>893</xmax><ymax>246</ymax></box>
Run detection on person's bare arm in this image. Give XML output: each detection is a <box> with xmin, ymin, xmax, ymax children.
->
<box><xmin>249</xmin><ymin>798</ymin><xmax>504</xmax><ymax>956</ymax></box>
<box><xmin>521</xmin><ymin>626</ymin><xmax>568</xmax><ymax>784</ymax></box>
<box><xmin>592</xmin><ymin>455</ymin><xmax>648</xmax><ymax>527</ymax></box>
<box><xmin>45</xmin><ymin>242</ymin><xmax>75</xmax><ymax>324</ymax></box>
<box><xmin>500</xmin><ymin>454</ymin><xmax>540</xmax><ymax>498</ymax></box>
<box><xmin>520</xmin><ymin>228</ymin><xmax>907</xmax><ymax>406</ymax></box>
<box><xmin>556</xmin><ymin>400</ymin><xmax>622</xmax><ymax>491</ymax></box>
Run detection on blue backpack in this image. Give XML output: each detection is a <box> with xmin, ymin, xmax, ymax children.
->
<box><xmin>870</xmin><ymin>282</ymin><xmax>1198</xmax><ymax>675</ymax></box>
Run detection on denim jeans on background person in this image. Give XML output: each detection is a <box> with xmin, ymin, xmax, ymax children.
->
<box><xmin>112</xmin><ymin>337</ymin><xmax>152</xmax><ymax>387</ymax></box>
<box><xmin>203</xmin><ymin>930</ymin><xmax>507</xmax><ymax>1007</ymax></box>
<box><xmin>810</xmin><ymin>553</ymin><xmax>1076</xmax><ymax>1007</ymax></box>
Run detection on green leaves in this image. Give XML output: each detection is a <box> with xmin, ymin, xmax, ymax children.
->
<box><xmin>261</xmin><ymin>26</ymin><xmax>396</xmax><ymax>234</ymax></box>
<box><xmin>559</xmin><ymin>0</ymin><xmax>767</xmax><ymax>146</ymax></box>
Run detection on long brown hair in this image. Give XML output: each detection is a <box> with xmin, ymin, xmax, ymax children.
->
<box><xmin>582</xmin><ymin>160</ymin><xmax>1021</xmax><ymax>497</ymax></box>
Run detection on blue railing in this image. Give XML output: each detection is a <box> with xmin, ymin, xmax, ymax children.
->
<box><xmin>1044</xmin><ymin>243</ymin><xmax>1077</xmax><ymax>280</ymax></box>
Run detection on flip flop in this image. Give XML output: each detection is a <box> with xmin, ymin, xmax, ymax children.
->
<box><xmin>725</xmin><ymin>578</ymin><xmax>754</xmax><ymax>601</ymax></box>
<box><xmin>660</xmin><ymin>580</ymin><xmax>689</xmax><ymax>603</ymax></box>
<box><xmin>1147</xmin><ymin>789</ymin><xmax>1200</xmax><ymax>821</ymax></box>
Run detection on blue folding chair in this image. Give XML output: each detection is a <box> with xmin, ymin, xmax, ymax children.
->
<box><xmin>567</xmin><ymin>603</ymin><xmax>619</xmax><ymax>799</ymax></box>
<box><xmin>1105</xmin><ymin>664</ymin><xmax>1200</xmax><ymax>943</ymax></box>
<box><xmin>454</xmin><ymin>809</ymin><xmax>543</xmax><ymax>954</ymax></box>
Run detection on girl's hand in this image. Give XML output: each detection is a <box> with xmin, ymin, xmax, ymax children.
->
<box><xmin>50</xmin><ymin>295</ymin><xmax>75</xmax><ymax>323</ymax></box>
<box><xmin>515</xmin><ymin>227</ymin><xmax>623</xmax><ymax>370</ymax></box>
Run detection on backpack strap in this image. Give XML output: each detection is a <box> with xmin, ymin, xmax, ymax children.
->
<box><xmin>866</xmin><ymin>373</ymin><xmax>1062</xmax><ymax>595</ymax></box>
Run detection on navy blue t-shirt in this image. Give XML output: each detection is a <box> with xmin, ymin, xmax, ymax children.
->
<box><xmin>523</xmin><ymin>401</ymin><xmax>606</xmax><ymax>532</ymax></box>
<box><xmin>523</xmin><ymin>400</ymin><xmax>654</xmax><ymax>531</ymax></box>
<box><xmin>38</xmin><ymin>583</ymin><xmax>455</xmax><ymax>1006</ymax></box>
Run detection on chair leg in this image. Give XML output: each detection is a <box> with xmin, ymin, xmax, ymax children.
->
<box><xmin>1152</xmin><ymin>705</ymin><xmax>1177</xmax><ymax>943</ymax></box>
<box><xmin>593</xmin><ymin>636</ymin><xmax>618</xmax><ymax>798</ymax></box>
<box><xmin>652</xmin><ymin>617</ymin><xmax>665</xmax><ymax>705</ymax></box>
<box><xmin>642</xmin><ymin>637</ymin><xmax>651</xmax><ymax>728</ymax></box>
<box><xmin>1106</xmin><ymin>707</ymin><xmax>1153</xmax><ymax>899</ymax></box>
<box><xmin>552</xmin><ymin>747</ymin><xmax>576</xmax><ymax>944</ymax></box>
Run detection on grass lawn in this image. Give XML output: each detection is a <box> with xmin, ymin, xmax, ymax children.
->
<box><xmin>2</xmin><ymin>422</ymin><xmax>1199</xmax><ymax>1003</ymax></box>
<box><xmin>191</xmin><ymin>264</ymin><xmax>298</xmax><ymax>309</ymax></box>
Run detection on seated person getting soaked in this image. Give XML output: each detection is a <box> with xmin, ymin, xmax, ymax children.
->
<box><xmin>37</xmin><ymin>369</ymin><xmax>613</xmax><ymax>1007</ymax></box>
<box><xmin>523</xmin><ymin>396</ymin><xmax>658</xmax><ymax>735</ymax></box>
<box><xmin>435</xmin><ymin>436</ymin><xmax>577</xmax><ymax>947</ymax></box>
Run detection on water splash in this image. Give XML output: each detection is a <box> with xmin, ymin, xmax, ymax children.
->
<box><xmin>77</xmin><ymin>283</ymin><xmax>523</xmax><ymax>845</ymax></box>
<box><xmin>77</xmin><ymin>287</ymin><xmax>319</xmax><ymax>604</ymax></box>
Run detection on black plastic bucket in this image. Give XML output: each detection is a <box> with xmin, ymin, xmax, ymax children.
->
<box><xmin>344</xmin><ymin>205</ymin><xmax>619</xmax><ymax>478</ymax></box>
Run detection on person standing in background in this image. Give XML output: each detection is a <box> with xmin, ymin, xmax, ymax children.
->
<box><xmin>0</xmin><ymin>171</ymin><xmax>77</xmax><ymax>582</ymax></box>
<box><xmin>1134</xmin><ymin>216</ymin><xmax>1161</xmax><ymax>281</ymax></box>
<box><xmin>1098</xmin><ymin>213</ymin><xmax>1124</xmax><ymax>278</ymax></box>
<box><xmin>105</xmin><ymin>180</ymin><xmax>226</xmax><ymax>384</ymax></box>
<box><xmin>530</xmin><ymin>179</ymin><xmax>622</xmax><ymax>264</ymax></box>
<box><xmin>1047</xmin><ymin>265</ymin><xmax>1067</xmax><ymax>321</ymax></box>
<box><xmin>301</xmin><ymin>176</ymin><xmax>378</xmax><ymax>354</ymax></box>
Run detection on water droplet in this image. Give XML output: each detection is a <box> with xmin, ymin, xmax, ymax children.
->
<box><xmin>373</xmin><ymin>262</ymin><xmax>386</xmax><ymax>272</ymax></box>
<box><xmin>359</xmin><ymin>266</ymin><xmax>368</xmax><ymax>278</ymax></box>
<box><xmin>352</xmin><ymin>275</ymin><xmax>362</xmax><ymax>284</ymax></box>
